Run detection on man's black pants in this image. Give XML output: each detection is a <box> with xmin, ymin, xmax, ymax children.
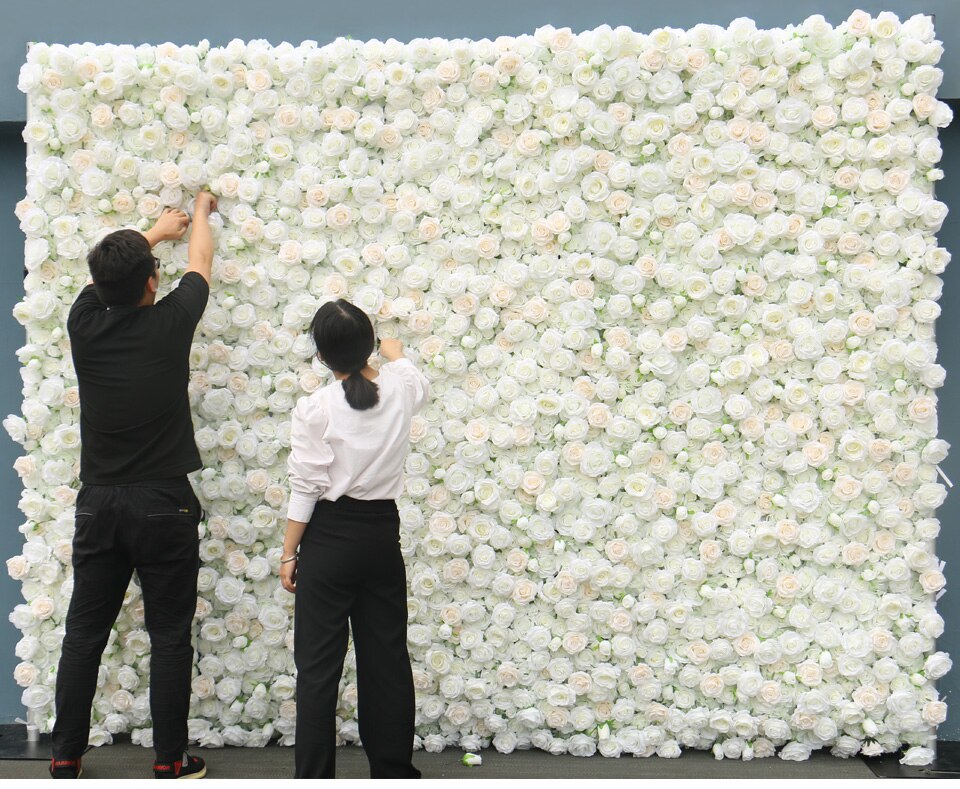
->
<box><xmin>294</xmin><ymin>496</ymin><xmax>420</xmax><ymax>779</ymax></box>
<box><xmin>51</xmin><ymin>478</ymin><xmax>201</xmax><ymax>763</ymax></box>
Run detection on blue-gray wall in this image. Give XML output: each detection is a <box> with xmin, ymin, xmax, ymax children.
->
<box><xmin>0</xmin><ymin>124</ymin><xmax>26</xmax><ymax>724</ymax></box>
<box><xmin>1</xmin><ymin>0</ymin><xmax>960</xmax><ymax>740</ymax></box>
<box><xmin>934</xmin><ymin>101</ymin><xmax>960</xmax><ymax>741</ymax></box>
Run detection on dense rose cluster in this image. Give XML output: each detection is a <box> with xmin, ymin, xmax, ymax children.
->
<box><xmin>6</xmin><ymin>10</ymin><xmax>953</xmax><ymax>766</ymax></box>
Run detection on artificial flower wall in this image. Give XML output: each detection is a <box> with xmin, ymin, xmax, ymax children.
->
<box><xmin>7</xmin><ymin>10</ymin><xmax>955</xmax><ymax>765</ymax></box>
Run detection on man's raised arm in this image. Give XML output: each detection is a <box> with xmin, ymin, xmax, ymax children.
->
<box><xmin>186</xmin><ymin>192</ymin><xmax>218</xmax><ymax>284</ymax></box>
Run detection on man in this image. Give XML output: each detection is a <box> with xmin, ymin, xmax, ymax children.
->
<box><xmin>49</xmin><ymin>193</ymin><xmax>218</xmax><ymax>779</ymax></box>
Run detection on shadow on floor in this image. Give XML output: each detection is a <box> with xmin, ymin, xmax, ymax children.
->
<box><xmin>0</xmin><ymin>735</ymin><xmax>881</xmax><ymax>780</ymax></box>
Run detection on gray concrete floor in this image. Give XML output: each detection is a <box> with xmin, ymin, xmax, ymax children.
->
<box><xmin>0</xmin><ymin>741</ymin><xmax>879</xmax><ymax>779</ymax></box>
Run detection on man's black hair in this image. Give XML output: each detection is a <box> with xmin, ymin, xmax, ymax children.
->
<box><xmin>87</xmin><ymin>229</ymin><xmax>156</xmax><ymax>306</ymax></box>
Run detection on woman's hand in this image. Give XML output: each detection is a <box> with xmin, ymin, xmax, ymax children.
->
<box><xmin>380</xmin><ymin>338</ymin><xmax>404</xmax><ymax>362</ymax></box>
<box><xmin>280</xmin><ymin>519</ymin><xmax>307</xmax><ymax>593</ymax></box>
<box><xmin>280</xmin><ymin>557</ymin><xmax>297</xmax><ymax>593</ymax></box>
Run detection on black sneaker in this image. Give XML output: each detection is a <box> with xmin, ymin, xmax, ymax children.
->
<box><xmin>50</xmin><ymin>757</ymin><xmax>83</xmax><ymax>779</ymax></box>
<box><xmin>153</xmin><ymin>752</ymin><xmax>206</xmax><ymax>779</ymax></box>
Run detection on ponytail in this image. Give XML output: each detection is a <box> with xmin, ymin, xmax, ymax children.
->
<box><xmin>341</xmin><ymin>369</ymin><xmax>379</xmax><ymax>411</ymax></box>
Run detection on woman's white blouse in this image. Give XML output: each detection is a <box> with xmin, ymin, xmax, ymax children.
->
<box><xmin>286</xmin><ymin>358</ymin><xmax>431</xmax><ymax>522</ymax></box>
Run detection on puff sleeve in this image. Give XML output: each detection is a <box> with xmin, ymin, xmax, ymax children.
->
<box><xmin>286</xmin><ymin>396</ymin><xmax>335</xmax><ymax>522</ymax></box>
<box><xmin>385</xmin><ymin>358</ymin><xmax>431</xmax><ymax>414</ymax></box>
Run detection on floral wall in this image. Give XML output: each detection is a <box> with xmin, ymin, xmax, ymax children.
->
<box><xmin>5</xmin><ymin>10</ymin><xmax>955</xmax><ymax>765</ymax></box>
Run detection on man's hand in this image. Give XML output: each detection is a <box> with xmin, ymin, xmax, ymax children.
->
<box><xmin>195</xmin><ymin>192</ymin><xmax>218</xmax><ymax>217</ymax></box>
<box><xmin>380</xmin><ymin>338</ymin><xmax>405</xmax><ymax>362</ymax></box>
<box><xmin>143</xmin><ymin>208</ymin><xmax>190</xmax><ymax>248</ymax></box>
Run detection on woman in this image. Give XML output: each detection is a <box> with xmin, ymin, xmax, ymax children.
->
<box><xmin>280</xmin><ymin>299</ymin><xmax>429</xmax><ymax>779</ymax></box>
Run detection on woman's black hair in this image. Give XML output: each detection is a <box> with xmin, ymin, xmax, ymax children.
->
<box><xmin>310</xmin><ymin>299</ymin><xmax>379</xmax><ymax>411</ymax></box>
